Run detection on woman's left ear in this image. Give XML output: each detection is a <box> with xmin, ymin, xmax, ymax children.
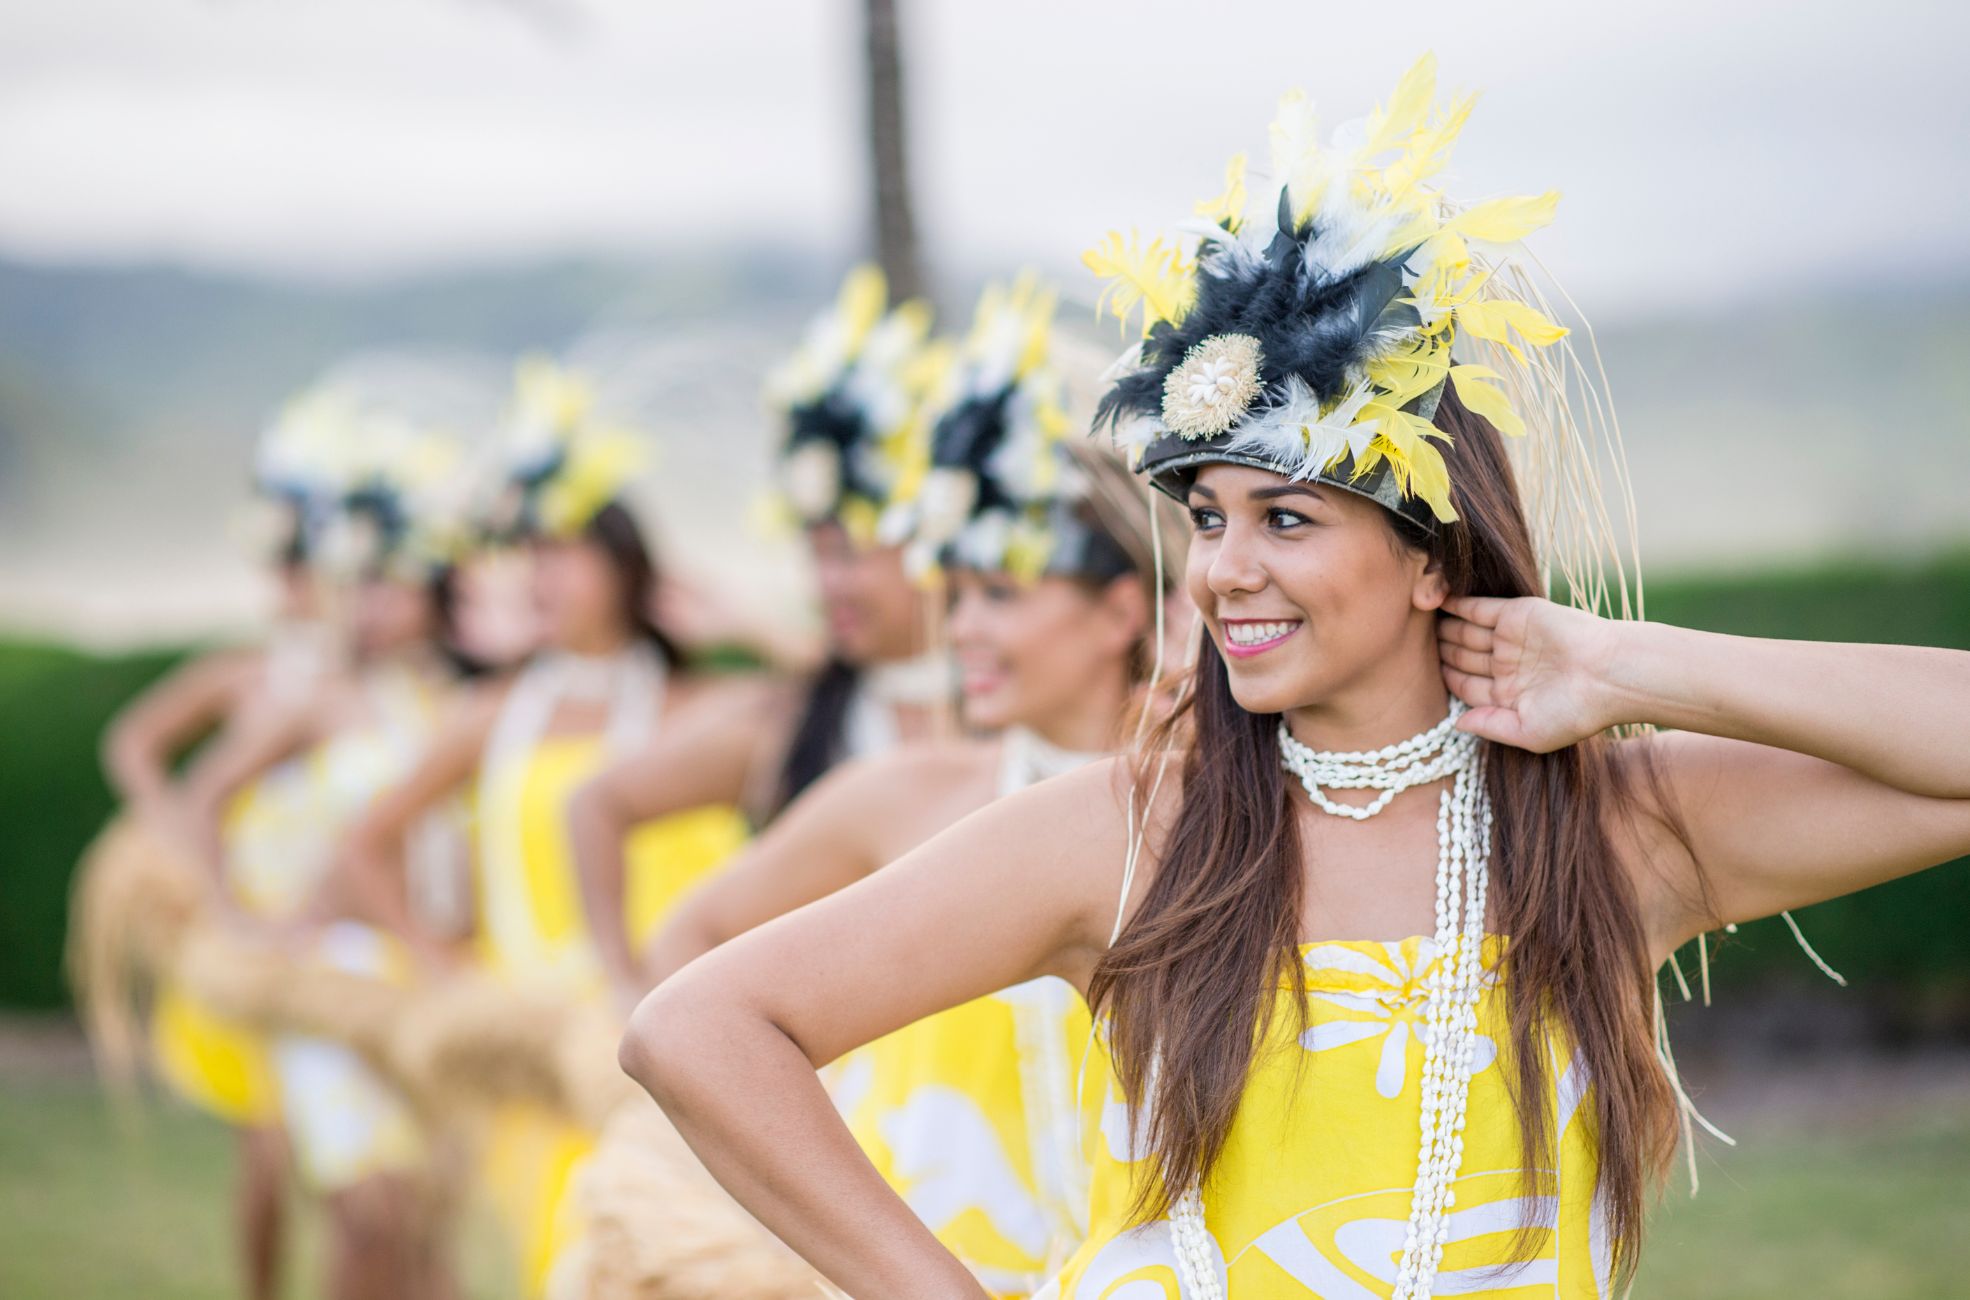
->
<box><xmin>1412</xmin><ymin>555</ymin><xmax>1450</xmax><ymax>612</ymax></box>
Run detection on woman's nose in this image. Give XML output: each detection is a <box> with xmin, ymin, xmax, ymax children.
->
<box><xmin>1205</xmin><ymin>524</ymin><xmax>1267</xmax><ymax>598</ymax></box>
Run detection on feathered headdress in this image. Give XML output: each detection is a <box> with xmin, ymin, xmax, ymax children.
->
<box><xmin>765</xmin><ymin>264</ymin><xmax>945</xmax><ymax>545</ymax></box>
<box><xmin>487</xmin><ymin>355</ymin><xmax>649</xmax><ymax>542</ymax></box>
<box><xmin>896</xmin><ymin>274</ymin><xmax>1133</xmax><ymax>584</ymax></box>
<box><xmin>1086</xmin><ymin>53</ymin><xmax>1638</xmax><ymax>612</ymax></box>
<box><xmin>320</xmin><ymin>408</ymin><xmax>472</xmax><ymax>581</ymax></box>
<box><xmin>244</xmin><ymin>387</ymin><xmax>363</xmax><ymax>565</ymax></box>
<box><xmin>243</xmin><ymin>382</ymin><xmax>473</xmax><ymax>581</ymax></box>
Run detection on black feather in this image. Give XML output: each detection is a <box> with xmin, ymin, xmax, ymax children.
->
<box><xmin>1093</xmin><ymin>192</ymin><xmax>1421</xmax><ymax>430</ymax></box>
<box><xmin>787</xmin><ymin>388</ymin><xmax>886</xmax><ymax>504</ymax></box>
<box><xmin>930</xmin><ymin>388</ymin><xmax>1020</xmax><ymax>512</ymax></box>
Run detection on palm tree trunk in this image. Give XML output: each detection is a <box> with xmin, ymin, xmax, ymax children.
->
<box><xmin>862</xmin><ymin>0</ymin><xmax>924</xmax><ymax>300</ymax></box>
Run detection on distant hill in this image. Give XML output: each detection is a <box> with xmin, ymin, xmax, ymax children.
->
<box><xmin>1</xmin><ymin>252</ymin><xmax>1966</xmax><ymax>644</ymax></box>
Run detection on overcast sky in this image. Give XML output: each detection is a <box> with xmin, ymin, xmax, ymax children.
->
<box><xmin>3</xmin><ymin>0</ymin><xmax>1968</xmax><ymax>319</ymax></box>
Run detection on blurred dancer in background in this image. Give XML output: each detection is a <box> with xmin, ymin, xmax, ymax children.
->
<box><xmin>566</xmin><ymin>266</ymin><xmax>956</xmax><ymax>1003</ymax></box>
<box><xmin>617</xmin><ymin>276</ymin><xmax>1185</xmax><ymax>1295</ymax></box>
<box><xmin>174</xmin><ymin>395</ymin><xmax>480</xmax><ymax>1300</ymax></box>
<box><xmin>330</xmin><ymin>359</ymin><xmax>750</xmax><ymax>1295</ymax></box>
<box><xmin>88</xmin><ymin>388</ymin><xmax>351</xmax><ymax>1300</ymax></box>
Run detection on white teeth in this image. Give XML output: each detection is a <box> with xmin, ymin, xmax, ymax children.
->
<box><xmin>1225</xmin><ymin>620</ymin><xmax>1299</xmax><ymax>646</ymax></box>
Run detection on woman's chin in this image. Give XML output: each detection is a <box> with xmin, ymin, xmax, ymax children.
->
<box><xmin>1223</xmin><ymin>664</ymin><xmax>1313</xmax><ymax>717</ymax></box>
<box><xmin>960</xmin><ymin>696</ymin><xmax>1014</xmax><ymax>734</ymax></box>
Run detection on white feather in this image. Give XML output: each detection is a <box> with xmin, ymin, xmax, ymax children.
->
<box><xmin>1098</xmin><ymin>341</ymin><xmax>1145</xmax><ymax>385</ymax></box>
<box><xmin>1225</xmin><ymin>376</ymin><xmax>1380</xmax><ymax>480</ymax></box>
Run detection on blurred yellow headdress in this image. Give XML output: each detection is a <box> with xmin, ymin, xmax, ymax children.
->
<box><xmin>488</xmin><ymin>355</ymin><xmax>649</xmax><ymax>541</ymax></box>
<box><xmin>765</xmin><ymin>264</ymin><xmax>948</xmax><ymax>545</ymax></box>
<box><xmin>249</xmin><ymin>379</ymin><xmax>472</xmax><ymax>580</ymax></box>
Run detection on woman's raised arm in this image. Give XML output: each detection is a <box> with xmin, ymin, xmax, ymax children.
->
<box><xmin>1437</xmin><ymin>596</ymin><xmax>1970</xmax><ymax>954</ymax></box>
<box><xmin>620</xmin><ymin>756</ymin><xmax>1138</xmax><ymax>1300</ymax></box>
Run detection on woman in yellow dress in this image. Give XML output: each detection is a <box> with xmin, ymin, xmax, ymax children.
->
<box><xmin>332</xmin><ymin>362</ymin><xmax>749</xmax><ymax>1295</ymax></box>
<box><xmin>173</xmin><ymin>399</ymin><xmax>484</xmax><ymax>1300</ymax></box>
<box><xmin>90</xmin><ymin>397</ymin><xmax>348</xmax><ymax>1300</ymax></box>
<box><xmin>617</xmin><ymin>60</ymin><xmax>1970</xmax><ymax>1299</ymax></box>
<box><xmin>606</xmin><ymin>278</ymin><xmax>1183</xmax><ymax>1296</ymax></box>
<box><xmin>566</xmin><ymin>265</ymin><xmax>957</xmax><ymax>1004</ymax></box>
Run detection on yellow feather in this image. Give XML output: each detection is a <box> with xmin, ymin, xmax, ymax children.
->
<box><xmin>1446</xmin><ymin>191</ymin><xmax>1561</xmax><ymax>245</ymax></box>
<box><xmin>1448</xmin><ymin>365</ymin><xmax>1526</xmax><ymax>439</ymax></box>
<box><xmin>1379</xmin><ymin>92</ymin><xmax>1475</xmax><ymax>197</ymax></box>
<box><xmin>887</xmin><ymin>298</ymin><xmax>935</xmax><ymax>348</ymax></box>
<box><xmin>1365</xmin><ymin>336</ymin><xmax>1452</xmax><ymax>407</ymax></box>
<box><xmin>1082</xmin><ymin>231</ymin><xmax>1195</xmax><ymax>337</ymax></box>
<box><xmin>837</xmin><ymin>264</ymin><xmax>890</xmax><ymax>352</ymax></box>
<box><xmin>1406</xmin><ymin>440</ymin><xmax>1458</xmax><ymax>522</ymax></box>
<box><xmin>1194</xmin><ymin>154</ymin><xmax>1249</xmax><ymax>233</ymax></box>
<box><xmin>1363</xmin><ymin>53</ymin><xmax>1437</xmax><ymax>157</ymax></box>
<box><xmin>1017</xmin><ymin>279</ymin><xmax>1058</xmax><ymax>378</ymax></box>
<box><xmin>1453</xmin><ymin>297</ymin><xmax>1568</xmax><ymax>361</ymax></box>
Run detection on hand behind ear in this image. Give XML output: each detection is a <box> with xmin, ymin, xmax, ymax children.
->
<box><xmin>1435</xmin><ymin>595</ymin><xmax>1623</xmax><ymax>752</ymax></box>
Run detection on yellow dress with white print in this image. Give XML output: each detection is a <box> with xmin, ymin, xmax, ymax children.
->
<box><xmin>835</xmin><ymin>728</ymin><xmax>1100</xmax><ymax>1298</ymax></box>
<box><xmin>148</xmin><ymin>626</ymin><xmax>339</xmax><ymax>1127</ymax></box>
<box><xmin>839</xmin><ymin>981</ymin><xmax>1095</xmax><ymax>1297</ymax></box>
<box><xmin>471</xmin><ymin>650</ymin><xmax>749</xmax><ymax>1299</ymax></box>
<box><xmin>258</xmin><ymin>676</ymin><xmax>448</xmax><ymax>1191</ymax></box>
<box><xmin>149</xmin><ymin>755</ymin><xmax>324</xmax><ymax>1127</ymax></box>
<box><xmin>1046</xmin><ymin>936</ymin><xmax>1616</xmax><ymax>1300</ymax></box>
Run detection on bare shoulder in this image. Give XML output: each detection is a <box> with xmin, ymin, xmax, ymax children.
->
<box><xmin>432</xmin><ymin>673</ymin><xmax>517</xmax><ymax>745</ymax></box>
<box><xmin>979</xmin><ymin>752</ymin><xmax>1171</xmax><ymax>969</ymax></box>
<box><xmin>787</xmin><ymin>739</ymin><xmax>997</xmax><ymax>853</ymax></box>
<box><xmin>167</xmin><ymin>642</ymin><xmax>266</xmax><ymax>707</ymax></box>
<box><xmin>205</xmin><ymin>643</ymin><xmax>268</xmax><ymax>690</ymax></box>
<box><xmin>861</xmin><ymin>737</ymin><xmax>997</xmax><ymax>788</ymax></box>
<box><xmin>668</xmin><ymin>667</ymin><xmax>779</xmax><ymax>711</ymax></box>
<box><xmin>667</xmin><ymin>670</ymin><xmax>801</xmax><ymax>731</ymax></box>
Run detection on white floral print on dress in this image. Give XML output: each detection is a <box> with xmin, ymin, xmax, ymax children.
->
<box><xmin>1296</xmin><ymin>939</ymin><xmax>1499</xmax><ymax>1099</ymax></box>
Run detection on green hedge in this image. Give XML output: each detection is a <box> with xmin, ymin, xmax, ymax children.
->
<box><xmin>1640</xmin><ymin>553</ymin><xmax>1970</xmax><ymax>995</ymax></box>
<box><xmin>2</xmin><ymin>552</ymin><xmax>1967</xmax><ymax>1011</ymax></box>
<box><xmin>0</xmin><ymin>640</ymin><xmax>185</xmax><ymax>1010</ymax></box>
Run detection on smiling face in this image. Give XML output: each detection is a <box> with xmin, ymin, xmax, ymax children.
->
<box><xmin>946</xmin><ymin>568</ymin><xmax>1146</xmax><ymax>734</ymax></box>
<box><xmin>530</xmin><ymin>535</ymin><xmax>630</xmax><ymax>652</ymax></box>
<box><xmin>351</xmin><ymin>575</ymin><xmax>435</xmax><ymax>660</ymax></box>
<box><xmin>805</xmin><ymin>522</ymin><xmax>928</xmax><ymax>665</ymax></box>
<box><xmin>1182</xmin><ymin>464</ymin><xmax>1448</xmax><ymax>717</ymax></box>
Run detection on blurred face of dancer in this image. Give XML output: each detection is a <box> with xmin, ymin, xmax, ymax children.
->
<box><xmin>531</xmin><ymin>536</ymin><xmax>630</xmax><ymax>654</ymax></box>
<box><xmin>453</xmin><ymin>549</ymin><xmax>541</xmax><ymax>669</ymax></box>
<box><xmin>806</xmin><ymin>522</ymin><xmax>926</xmax><ymax>665</ymax></box>
<box><xmin>1183</xmin><ymin>464</ymin><xmax>1446</xmax><ymax>717</ymax></box>
<box><xmin>271</xmin><ymin>559</ymin><xmax>320</xmax><ymax>623</ymax></box>
<box><xmin>351</xmin><ymin>576</ymin><xmax>436</xmax><ymax>660</ymax></box>
<box><xmin>947</xmin><ymin>568</ymin><xmax>1146</xmax><ymax>733</ymax></box>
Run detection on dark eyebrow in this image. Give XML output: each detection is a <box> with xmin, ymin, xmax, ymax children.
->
<box><xmin>1186</xmin><ymin>479</ymin><xmax>1327</xmax><ymax>506</ymax></box>
<box><xmin>1252</xmin><ymin>483</ymin><xmax>1327</xmax><ymax>503</ymax></box>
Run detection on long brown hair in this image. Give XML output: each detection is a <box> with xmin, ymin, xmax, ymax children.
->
<box><xmin>1087</xmin><ymin>383</ymin><xmax>1682</xmax><ymax>1283</ymax></box>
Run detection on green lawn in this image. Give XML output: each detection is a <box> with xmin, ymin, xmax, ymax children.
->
<box><xmin>1635</xmin><ymin>1109</ymin><xmax>1970</xmax><ymax>1298</ymax></box>
<box><xmin>2</xmin><ymin>1061</ymin><xmax>1964</xmax><ymax>1298</ymax></box>
<box><xmin>0</xmin><ymin>1077</ymin><xmax>254</xmax><ymax>1300</ymax></box>
<box><xmin>0</xmin><ymin>1069</ymin><xmax>517</xmax><ymax>1300</ymax></box>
